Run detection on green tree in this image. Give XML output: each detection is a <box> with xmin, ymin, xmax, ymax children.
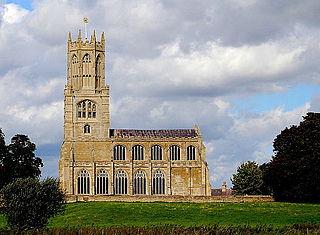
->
<box><xmin>0</xmin><ymin>129</ymin><xmax>7</xmax><ymax>189</ymax></box>
<box><xmin>231</xmin><ymin>161</ymin><xmax>263</xmax><ymax>195</ymax></box>
<box><xmin>264</xmin><ymin>112</ymin><xmax>320</xmax><ymax>202</ymax></box>
<box><xmin>0</xmin><ymin>177</ymin><xmax>66</xmax><ymax>229</ymax></box>
<box><xmin>0</xmin><ymin>134</ymin><xmax>43</xmax><ymax>189</ymax></box>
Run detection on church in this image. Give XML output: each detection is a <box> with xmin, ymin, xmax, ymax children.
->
<box><xmin>59</xmin><ymin>28</ymin><xmax>211</xmax><ymax>199</ymax></box>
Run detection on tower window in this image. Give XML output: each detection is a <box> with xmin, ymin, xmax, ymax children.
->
<box><xmin>77</xmin><ymin>100</ymin><xmax>97</xmax><ymax>119</ymax></box>
<box><xmin>84</xmin><ymin>124</ymin><xmax>90</xmax><ymax>134</ymax></box>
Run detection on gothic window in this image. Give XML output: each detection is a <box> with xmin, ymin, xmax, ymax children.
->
<box><xmin>133</xmin><ymin>170</ymin><xmax>146</xmax><ymax>194</ymax></box>
<box><xmin>71</xmin><ymin>54</ymin><xmax>78</xmax><ymax>78</ymax></box>
<box><xmin>115</xmin><ymin>170</ymin><xmax>128</xmax><ymax>195</ymax></box>
<box><xmin>152</xmin><ymin>170</ymin><xmax>165</xmax><ymax>195</ymax></box>
<box><xmin>77</xmin><ymin>169</ymin><xmax>90</xmax><ymax>194</ymax></box>
<box><xmin>92</xmin><ymin>104</ymin><xmax>96</xmax><ymax>118</ymax></box>
<box><xmin>82</xmin><ymin>54</ymin><xmax>91</xmax><ymax>77</ymax></box>
<box><xmin>84</xmin><ymin>124</ymin><xmax>90</xmax><ymax>134</ymax></box>
<box><xmin>151</xmin><ymin>145</ymin><xmax>162</xmax><ymax>160</ymax></box>
<box><xmin>95</xmin><ymin>54</ymin><xmax>102</xmax><ymax>89</ymax></box>
<box><xmin>187</xmin><ymin>145</ymin><xmax>196</xmax><ymax>160</ymax></box>
<box><xmin>169</xmin><ymin>145</ymin><xmax>180</xmax><ymax>160</ymax></box>
<box><xmin>132</xmin><ymin>145</ymin><xmax>144</xmax><ymax>160</ymax></box>
<box><xmin>77</xmin><ymin>100</ymin><xmax>97</xmax><ymax>119</ymax></box>
<box><xmin>96</xmin><ymin>169</ymin><xmax>108</xmax><ymax>194</ymax></box>
<box><xmin>114</xmin><ymin>145</ymin><xmax>126</xmax><ymax>160</ymax></box>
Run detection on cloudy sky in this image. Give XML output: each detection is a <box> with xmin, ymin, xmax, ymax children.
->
<box><xmin>1</xmin><ymin>0</ymin><xmax>320</xmax><ymax>188</ymax></box>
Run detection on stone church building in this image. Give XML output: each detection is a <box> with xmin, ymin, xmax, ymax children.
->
<box><xmin>59</xmin><ymin>29</ymin><xmax>211</xmax><ymax>198</ymax></box>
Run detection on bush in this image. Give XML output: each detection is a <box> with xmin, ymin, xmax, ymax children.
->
<box><xmin>0</xmin><ymin>177</ymin><xmax>66</xmax><ymax>230</ymax></box>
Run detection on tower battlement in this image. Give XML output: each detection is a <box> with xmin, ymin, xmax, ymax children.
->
<box><xmin>68</xmin><ymin>30</ymin><xmax>105</xmax><ymax>49</ymax></box>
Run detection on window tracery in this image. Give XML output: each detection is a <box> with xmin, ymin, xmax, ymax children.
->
<box><xmin>133</xmin><ymin>170</ymin><xmax>146</xmax><ymax>194</ymax></box>
<box><xmin>152</xmin><ymin>170</ymin><xmax>165</xmax><ymax>194</ymax></box>
<box><xmin>115</xmin><ymin>170</ymin><xmax>128</xmax><ymax>194</ymax></box>
<box><xmin>77</xmin><ymin>169</ymin><xmax>90</xmax><ymax>194</ymax></box>
<box><xmin>77</xmin><ymin>100</ymin><xmax>97</xmax><ymax>119</ymax></box>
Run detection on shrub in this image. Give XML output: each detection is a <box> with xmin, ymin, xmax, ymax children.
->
<box><xmin>0</xmin><ymin>177</ymin><xmax>65</xmax><ymax>230</ymax></box>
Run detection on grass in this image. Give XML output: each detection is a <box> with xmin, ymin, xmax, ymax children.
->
<box><xmin>0</xmin><ymin>202</ymin><xmax>319</xmax><ymax>228</ymax></box>
<box><xmin>3</xmin><ymin>201</ymin><xmax>320</xmax><ymax>228</ymax></box>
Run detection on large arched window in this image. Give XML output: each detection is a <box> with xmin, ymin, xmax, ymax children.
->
<box><xmin>96</xmin><ymin>169</ymin><xmax>108</xmax><ymax>194</ymax></box>
<box><xmin>115</xmin><ymin>170</ymin><xmax>128</xmax><ymax>195</ymax></box>
<box><xmin>77</xmin><ymin>169</ymin><xmax>90</xmax><ymax>194</ymax></box>
<box><xmin>82</xmin><ymin>54</ymin><xmax>91</xmax><ymax>77</ymax></box>
<box><xmin>114</xmin><ymin>145</ymin><xmax>126</xmax><ymax>160</ymax></box>
<box><xmin>187</xmin><ymin>145</ymin><xmax>196</xmax><ymax>160</ymax></box>
<box><xmin>169</xmin><ymin>145</ymin><xmax>180</xmax><ymax>160</ymax></box>
<box><xmin>132</xmin><ymin>145</ymin><xmax>144</xmax><ymax>160</ymax></box>
<box><xmin>151</xmin><ymin>145</ymin><xmax>162</xmax><ymax>160</ymax></box>
<box><xmin>133</xmin><ymin>170</ymin><xmax>146</xmax><ymax>195</ymax></box>
<box><xmin>152</xmin><ymin>170</ymin><xmax>165</xmax><ymax>195</ymax></box>
<box><xmin>77</xmin><ymin>100</ymin><xmax>97</xmax><ymax>119</ymax></box>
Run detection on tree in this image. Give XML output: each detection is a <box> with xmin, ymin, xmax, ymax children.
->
<box><xmin>231</xmin><ymin>161</ymin><xmax>263</xmax><ymax>195</ymax></box>
<box><xmin>0</xmin><ymin>129</ymin><xmax>7</xmax><ymax>189</ymax></box>
<box><xmin>0</xmin><ymin>133</ymin><xmax>43</xmax><ymax>189</ymax></box>
<box><xmin>264</xmin><ymin>112</ymin><xmax>320</xmax><ymax>202</ymax></box>
<box><xmin>0</xmin><ymin>177</ymin><xmax>66</xmax><ymax>230</ymax></box>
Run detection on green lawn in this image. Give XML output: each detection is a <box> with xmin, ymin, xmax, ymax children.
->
<box><xmin>0</xmin><ymin>202</ymin><xmax>319</xmax><ymax>228</ymax></box>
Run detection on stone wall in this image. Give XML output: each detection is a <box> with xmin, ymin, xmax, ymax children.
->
<box><xmin>66</xmin><ymin>195</ymin><xmax>274</xmax><ymax>203</ymax></box>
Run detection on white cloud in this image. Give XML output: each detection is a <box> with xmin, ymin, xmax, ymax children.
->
<box><xmin>2</xmin><ymin>3</ymin><xmax>28</xmax><ymax>24</ymax></box>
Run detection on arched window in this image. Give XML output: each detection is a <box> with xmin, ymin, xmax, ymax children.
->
<box><xmin>115</xmin><ymin>170</ymin><xmax>128</xmax><ymax>195</ymax></box>
<box><xmin>133</xmin><ymin>170</ymin><xmax>146</xmax><ymax>195</ymax></box>
<box><xmin>95</xmin><ymin>54</ymin><xmax>102</xmax><ymax>89</ymax></box>
<box><xmin>71</xmin><ymin>54</ymin><xmax>78</xmax><ymax>78</ymax></box>
<box><xmin>152</xmin><ymin>170</ymin><xmax>165</xmax><ymax>195</ymax></box>
<box><xmin>84</xmin><ymin>124</ymin><xmax>90</xmax><ymax>134</ymax></box>
<box><xmin>114</xmin><ymin>145</ymin><xmax>126</xmax><ymax>160</ymax></box>
<box><xmin>96</xmin><ymin>169</ymin><xmax>108</xmax><ymax>194</ymax></box>
<box><xmin>77</xmin><ymin>169</ymin><xmax>90</xmax><ymax>194</ymax></box>
<box><xmin>151</xmin><ymin>145</ymin><xmax>162</xmax><ymax>160</ymax></box>
<box><xmin>77</xmin><ymin>100</ymin><xmax>97</xmax><ymax>119</ymax></box>
<box><xmin>132</xmin><ymin>145</ymin><xmax>144</xmax><ymax>160</ymax></box>
<box><xmin>187</xmin><ymin>145</ymin><xmax>196</xmax><ymax>160</ymax></box>
<box><xmin>92</xmin><ymin>104</ymin><xmax>96</xmax><ymax>118</ymax></box>
<box><xmin>82</xmin><ymin>54</ymin><xmax>91</xmax><ymax>77</ymax></box>
<box><xmin>169</xmin><ymin>145</ymin><xmax>180</xmax><ymax>160</ymax></box>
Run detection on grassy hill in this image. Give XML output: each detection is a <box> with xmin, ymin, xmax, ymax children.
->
<box><xmin>1</xmin><ymin>201</ymin><xmax>319</xmax><ymax>228</ymax></box>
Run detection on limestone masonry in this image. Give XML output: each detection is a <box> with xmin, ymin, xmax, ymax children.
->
<box><xmin>59</xmin><ymin>29</ymin><xmax>211</xmax><ymax>198</ymax></box>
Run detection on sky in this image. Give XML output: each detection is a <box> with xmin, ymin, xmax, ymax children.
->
<box><xmin>0</xmin><ymin>0</ymin><xmax>320</xmax><ymax>188</ymax></box>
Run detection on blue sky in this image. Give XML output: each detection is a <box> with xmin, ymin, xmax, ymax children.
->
<box><xmin>1</xmin><ymin>0</ymin><xmax>320</xmax><ymax>187</ymax></box>
<box><xmin>5</xmin><ymin>0</ymin><xmax>33</xmax><ymax>10</ymax></box>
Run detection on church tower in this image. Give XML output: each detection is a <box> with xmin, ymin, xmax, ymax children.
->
<box><xmin>64</xmin><ymin>30</ymin><xmax>109</xmax><ymax>140</ymax></box>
